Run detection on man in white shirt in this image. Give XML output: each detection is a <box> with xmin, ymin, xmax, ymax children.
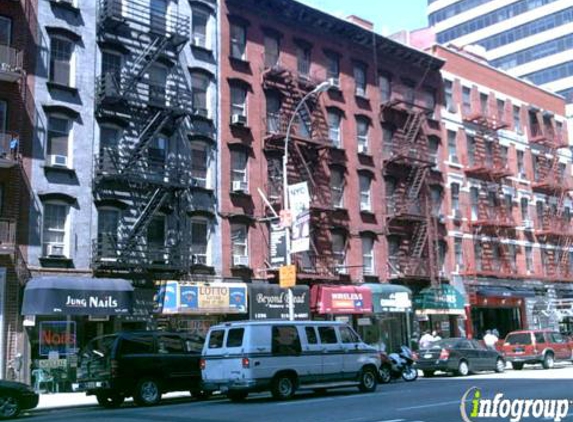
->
<box><xmin>419</xmin><ymin>331</ymin><xmax>435</xmax><ymax>349</ymax></box>
<box><xmin>483</xmin><ymin>330</ymin><xmax>499</xmax><ymax>349</ymax></box>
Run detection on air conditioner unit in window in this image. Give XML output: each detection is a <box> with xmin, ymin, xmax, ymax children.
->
<box><xmin>232</xmin><ymin>180</ymin><xmax>248</xmax><ymax>193</ymax></box>
<box><xmin>358</xmin><ymin>144</ymin><xmax>368</xmax><ymax>154</ymax></box>
<box><xmin>49</xmin><ymin>154</ymin><xmax>68</xmax><ymax>168</ymax></box>
<box><xmin>233</xmin><ymin>255</ymin><xmax>249</xmax><ymax>267</ymax></box>
<box><xmin>46</xmin><ymin>243</ymin><xmax>65</xmax><ymax>257</ymax></box>
<box><xmin>231</xmin><ymin>114</ymin><xmax>247</xmax><ymax>126</ymax></box>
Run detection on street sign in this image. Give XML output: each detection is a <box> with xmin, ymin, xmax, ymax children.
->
<box><xmin>270</xmin><ymin>223</ymin><xmax>286</xmax><ymax>266</ymax></box>
<box><xmin>279</xmin><ymin>265</ymin><xmax>297</xmax><ymax>288</ymax></box>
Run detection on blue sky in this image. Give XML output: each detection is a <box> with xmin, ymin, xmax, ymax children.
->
<box><xmin>296</xmin><ymin>0</ymin><xmax>429</xmax><ymax>36</ymax></box>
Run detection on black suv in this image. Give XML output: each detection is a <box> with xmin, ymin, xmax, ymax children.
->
<box><xmin>75</xmin><ymin>332</ymin><xmax>206</xmax><ymax>408</ymax></box>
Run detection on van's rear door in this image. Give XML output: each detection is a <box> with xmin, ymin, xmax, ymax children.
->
<box><xmin>202</xmin><ymin>328</ymin><xmax>227</xmax><ymax>384</ymax></box>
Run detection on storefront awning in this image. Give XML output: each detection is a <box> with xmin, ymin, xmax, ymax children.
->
<box><xmin>310</xmin><ymin>285</ymin><xmax>372</xmax><ymax>315</ymax></box>
<box><xmin>249</xmin><ymin>284</ymin><xmax>309</xmax><ymax>320</ymax></box>
<box><xmin>477</xmin><ymin>286</ymin><xmax>536</xmax><ymax>298</ymax></box>
<box><xmin>414</xmin><ymin>284</ymin><xmax>465</xmax><ymax>316</ymax></box>
<box><xmin>364</xmin><ymin>283</ymin><xmax>412</xmax><ymax>313</ymax></box>
<box><xmin>157</xmin><ymin>281</ymin><xmax>248</xmax><ymax>314</ymax></box>
<box><xmin>22</xmin><ymin>277</ymin><xmax>133</xmax><ymax>316</ymax></box>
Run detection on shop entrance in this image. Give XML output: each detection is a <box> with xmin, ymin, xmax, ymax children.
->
<box><xmin>357</xmin><ymin>314</ymin><xmax>409</xmax><ymax>353</ymax></box>
<box><xmin>471</xmin><ymin>306</ymin><xmax>522</xmax><ymax>339</ymax></box>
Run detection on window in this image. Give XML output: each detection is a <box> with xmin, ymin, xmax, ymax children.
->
<box><xmin>191</xmin><ymin>72</ymin><xmax>210</xmax><ymax>116</ymax></box>
<box><xmin>383</xmin><ymin>125</ymin><xmax>394</xmax><ymax>157</ymax></box>
<box><xmin>148</xmin><ymin>136</ymin><xmax>168</xmax><ymax>169</ymax></box>
<box><xmin>99</xmin><ymin>125</ymin><xmax>121</xmax><ymax>149</ymax></box>
<box><xmin>497</xmin><ymin>99</ymin><xmax>505</xmax><ymax>123</ymax></box>
<box><xmin>354</xmin><ymin>64</ymin><xmax>366</xmax><ymax>97</ymax></box>
<box><xmin>147</xmin><ymin>215</ymin><xmax>166</xmax><ymax>252</ymax></box>
<box><xmin>266</xmin><ymin>91</ymin><xmax>281</xmax><ymax>134</ymax></box>
<box><xmin>521</xmin><ymin>197</ymin><xmax>529</xmax><ymax>222</ymax></box>
<box><xmin>43</xmin><ymin>202</ymin><xmax>68</xmax><ymax>257</ymax></box>
<box><xmin>356</xmin><ymin>117</ymin><xmax>369</xmax><ymax>153</ymax></box>
<box><xmin>208</xmin><ymin>330</ymin><xmax>225</xmax><ymax>348</ymax></box>
<box><xmin>332</xmin><ymin>232</ymin><xmax>346</xmax><ymax>271</ymax></box>
<box><xmin>264</xmin><ymin>35</ymin><xmax>279</xmax><ymax>68</ymax></box>
<box><xmin>231</xmin><ymin>223</ymin><xmax>248</xmax><ymax>259</ymax></box>
<box><xmin>305</xmin><ymin>327</ymin><xmax>318</xmax><ymax>344</ymax></box>
<box><xmin>517</xmin><ymin>150</ymin><xmax>525</xmax><ymax>177</ymax></box>
<box><xmin>451</xmin><ymin>183</ymin><xmax>460</xmax><ymax>212</ymax></box>
<box><xmin>454</xmin><ymin>237</ymin><xmax>463</xmax><ymax>268</ymax></box>
<box><xmin>339</xmin><ymin>326</ymin><xmax>360</xmax><ymax>344</ymax></box>
<box><xmin>46</xmin><ymin>116</ymin><xmax>71</xmax><ymax>166</ymax></box>
<box><xmin>119</xmin><ymin>335</ymin><xmax>154</xmax><ymax>355</ymax></box>
<box><xmin>226</xmin><ymin>328</ymin><xmax>244</xmax><ymax>347</ymax></box>
<box><xmin>327</xmin><ymin>109</ymin><xmax>341</xmax><ymax>147</ymax></box>
<box><xmin>230</xmin><ymin>85</ymin><xmax>247</xmax><ymax>117</ymax></box>
<box><xmin>326</xmin><ymin>52</ymin><xmax>339</xmax><ymax>80</ymax></box>
<box><xmin>98</xmin><ymin>207</ymin><xmax>119</xmax><ymax>258</ymax></box>
<box><xmin>359</xmin><ymin>174</ymin><xmax>371</xmax><ymax>212</ymax></box>
<box><xmin>190</xmin><ymin>142</ymin><xmax>209</xmax><ymax>187</ymax></box>
<box><xmin>462</xmin><ymin>86</ymin><xmax>471</xmax><ymax>114</ymax></box>
<box><xmin>362</xmin><ymin>236</ymin><xmax>374</xmax><ymax>275</ymax></box>
<box><xmin>444</xmin><ymin>80</ymin><xmax>454</xmax><ymax>111</ymax></box>
<box><xmin>526</xmin><ymin>246</ymin><xmax>533</xmax><ymax>272</ymax></box>
<box><xmin>318</xmin><ymin>326</ymin><xmax>338</xmax><ymax>344</ymax></box>
<box><xmin>447</xmin><ymin>130</ymin><xmax>458</xmax><ymax>163</ymax></box>
<box><xmin>191</xmin><ymin>9</ymin><xmax>209</xmax><ymax>48</ymax></box>
<box><xmin>379</xmin><ymin>75</ymin><xmax>391</xmax><ymax>102</ymax></box>
<box><xmin>296</xmin><ymin>44</ymin><xmax>311</xmax><ymax>76</ymax></box>
<box><xmin>190</xmin><ymin>218</ymin><xmax>209</xmax><ymax>265</ymax></box>
<box><xmin>148</xmin><ymin>65</ymin><xmax>167</xmax><ymax>106</ymax></box>
<box><xmin>403</xmin><ymin>81</ymin><xmax>414</xmax><ymax>106</ymax></box>
<box><xmin>0</xmin><ymin>184</ymin><xmax>3</xmax><ymax>214</ymax></box>
<box><xmin>158</xmin><ymin>335</ymin><xmax>185</xmax><ymax>354</ymax></box>
<box><xmin>330</xmin><ymin>168</ymin><xmax>344</xmax><ymax>208</ymax></box>
<box><xmin>0</xmin><ymin>17</ymin><xmax>12</xmax><ymax>46</ymax></box>
<box><xmin>470</xmin><ymin>187</ymin><xmax>479</xmax><ymax>219</ymax></box>
<box><xmin>423</xmin><ymin>88</ymin><xmax>436</xmax><ymax>112</ymax></box>
<box><xmin>513</xmin><ymin>106</ymin><xmax>521</xmax><ymax>133</ymax></box>
<box><xmin>101</xmin><ymin>51</ymin><xmax>122</xmax><ymax>79</ymax></box>
<box><xmin>230</xmin><ymin>23</ymin><xmax>246</xmax><ymax>60</ymax></box>
<box><xmin>474</xmin><ymin>241</ymin><xmax>482</xmax><ymax>270</ymax></box>
<box><xmin>479</xmin><ymin>92</ymin><xmax>488</xmax><ymax>115</ymax></box>
<box><xmin>536</xmin><ymin>201</ymin><xmax>544</xmax><ymax>226</ymax></box>
<box><xmin>272</xmin><ymin>326</ymin><xmax>301</xmax><ymax>356</ymax></box>
<box><xmin>467</xmin><ymin>134</ymin><xmax>475</xmax><ymax>166</ymax></box>
<box><xmin>49</xmin><ymin>37</ymin><xmax>74</xmax><ymax>86</ymax></box>
<box><xmin>231</xmin><ymin>150</ymin><xmax>248</xmax><ymax>188</ymax></box>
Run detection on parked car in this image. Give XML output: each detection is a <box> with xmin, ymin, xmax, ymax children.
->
<box><xmin>74</xmin><ymin>331</ymin><xmax>206</xmax><ymax>408</ymax></box>
<box><xmin>0</xmin><ymin>380</ymin><xmax>39</xmax><ymax>419</ymax></box>
<box><xmin>417</xmin><ymin>338</ymin><xmax>505</xmax><ymax>377</ymax></box>
<box><xmin>201</xmin><ymin>321</ymin><xmax>381</xmax><ymax>401</ymax></box>
<box><xmin>500</xmin><ymin>329</ymin><xmax>573</xmax><ymax>370</ymax></box>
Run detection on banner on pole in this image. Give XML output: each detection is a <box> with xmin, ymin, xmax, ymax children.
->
<box><xmin>288</xmin><ymin>182</ymin><xmax>310</xmax><ymax>253</ymax></box>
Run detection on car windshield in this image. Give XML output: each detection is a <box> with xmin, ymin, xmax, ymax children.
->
<box><xmin>427</xmin><ymin>339</ymin><xmax>459</xmax><ymax>349</ymax></box>
<box><xmin>505</xmin><ymin>333</ymin><xmax>532</xmax><ymax>345</ymax></box>
<box><xmin>82</xmin><ymin>335</ymin><xmax>116</xmax><ymax>359</ymax></box>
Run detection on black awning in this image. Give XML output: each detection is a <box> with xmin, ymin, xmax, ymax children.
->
<box><xmin>476</xmin><ymin>286</ymin><xmax>536</xmax><ymax>298</ymax></box>
<box><xmin>22</xmin><ymin>277</ymin><xmax>133</xmax><ymax>316</ymax></box>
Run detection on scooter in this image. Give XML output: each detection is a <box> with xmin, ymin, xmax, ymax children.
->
<box><xmin>379</xmin><ymin>345</ymin><xmax>418</xmax><ymax>383</ymax></box>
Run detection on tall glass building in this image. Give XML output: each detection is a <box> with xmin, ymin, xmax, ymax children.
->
<box><xmin>428</xmin><ymin>0</ymin><xmax>573</xmax><ymax>103</ymax></box>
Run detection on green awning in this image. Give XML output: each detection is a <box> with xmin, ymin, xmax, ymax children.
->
<box><xmin>414</xmin><ymin>285</ymin><xmax>466</xmax><ymax>315</ymax></box>
<box><xmin>363</xmin><ymin>283</ymin><xmax>412</xmax><ymax>313</ymax></box>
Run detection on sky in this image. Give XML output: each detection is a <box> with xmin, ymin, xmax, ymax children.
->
<box><xmin>296</xmin><ymin>0</ymin><xmax>429</xmax><ymax>36</ymax></box>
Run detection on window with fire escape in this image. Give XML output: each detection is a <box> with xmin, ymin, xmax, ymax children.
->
<box><xmin>379</xmin><ymin>74</ymin><xmax>391</xmax><ymax>103</ymax></box>
<box><xmin>388</xmin><ymin>236</ymin><xmax>400</xmax><ymax>274</ymax></box>
<box><xmin>0</xmin><ymin>16</ymin><xmax>11</xmax><ymax>46</ymax></box>
<box><xmin>296</xmin><ymin>43</ymin><xmax>311</xmax><ymax>77</ymax></box>
<box><xmin>470</xmin><ymin>187</ymin><xmax>479</xmax><ymax>220</ymax></box>
<box><xmin>450</xmin><ymin>182</ymin><xmax>460</xmax><ymax>216</ymax></box>
<box><xmin>517</xmin><ymin>150</ymin><xmax>525</xmax><ymax>179</ymax></box>
<box><xmin>491</xmin><ymin>242</ymin><xmax>501</xmax><ymax>272</ymax></box>
<box><xmin>430</xmin><ymin>185</ymin><xmax>442</xmax><ymax>217</ymax></box>
<box><xmin>265</xmin><ymin>91</ymin><xmax>281</xmax><ymax>134</ymax></box>
<box><xmin>325</xmin><ymin>52</ymin><xmax>339</xmax><ymax>85</ymax></box>
<box><xmin>191</xmin><ymin>71</ymin><xmax>210</xmax><ymax>117</ymax></box>
<box><xmin>497</xmin><ymin>99</ymin><xmax>505</xmax><ymax>124</ymax></box>
<box><xmin>382</xmin><ymin>125</ymin><xmax>394</xmax><ymax>158</ymax></box>
<box><xmin>513</xmin><ymin>105</ymin><xmax>522</xmax><ymax>133</ymax></box>
<box><xmin>356</xmin><ymin>117</ymin><xmax>369</xmax><ymax>154</ymax></box>
<box><xmin>521</xmin><ymin>197</ymin><xmax>530</xmax><ymax>225</ymax></box>
<box><xmin>428</xmin><ymin>136</ymin><xmax>440</xmax><ymax>168</ymax></box>
<box><xmin>150</xmin><ymin>0</ymin><xmax>168</xmax><ymax>35</ymax></box>
<box><xmin>466</xmin><ymin>134</ymin><xmax>475</xmax><ymax>166</ymax></box>
<box><xmin>479</xmin><ymin>92</ymin><xmax>488</xmax><ymax>116</ymax></box>
<box><xmin>191</xmin><ymin>8</ymin><xmax>209</xmax><ymax>49</ymax></box>
<box><xmin>46</xmin><ymin>116</ymin><xmax>71</xmax><ymax>169</ymax></box>
<box><xmin>231</xmin><ymin>223</ymin><xmax>248</xmax><ymax>266</ymax></box>
<box><xmin>264</xmin><ymin>34</ymin><xmax>280</xmax><ymax>69</ymax></box>
<box><xmin>509</xmin><ymin>244</ymin><xmax>517</xmax><ymax>273</ymax></box>
<box><xmin>536</xmin><ymin>201</ymin><xmax>544</xmax><ymax>228</ymax></box>
<box><xmin>525</xmin><ymin>246</ymin><xmax>534</xmax><ymax>273</ymax></box>
<box><xmin>327</xmin><ymin>109</ymin><xmax>342</xmax><ymax>147</ymax></box>
<box><xmin>402</xmin><ymin>79</ymin><xmax>415</xmax><ymax>107</ymax></box>
<box><xmin>423</xmin><ymin>88</ymin><xmax>436</xmax><ymax>118</ymax></box>
<box><xmin>231</xmin><ymin>149</ymin><xmax>248</xmax><ymax>192</ymax></box>
<box><xmin>230</xmin><ymin>23</ymin><xmax>246</xmax><ymax>60</ymax></box>
<box><xmin>541</xmin><ymin>248</ymin><xmax>549</xmax><ymax>276</ymax></box>
<box><xmin>148</xmin><ymin>64</ymin><xmax>168</xmax><ymax>107</ymax></box>
<box><xmin>330</xmin><ymin>167</ymin><xmax>345</xmax><ymax>209</ymax></box>
<box><xmin>147</xmin><ymin>215</ymin><xmax>167</xmax><ymax>263</ymax></box>
<box><xmin>531</xmin><ymin>154</ymin><xmax>540</xmax><ymax>182</ymax></box>
<box><xmin>97</xmin><ymin>207</ymin><xmax>120</xmax><ymax>259</ymax></box>
<box><xmin>332</xmin><ymin>232</ymin><xmax>346</xmax><ymax>274</ymax></box>
<box><xmin>42</xmin><ymin>202</ymin><xmax>69</xmax><ymax>258</ymax></box>
<box><xmin>190</xmin><ymin>142</ymin><xmax>209</xmax><ymax>188</ymax></box>
<box><xmin>101</xmin><ymin>50</ymin><xmax>122</xmax><ymax>81</ymax></box>
<box><xmin>447</xmin><ymin>130</ymin><xmax>458</xmax><ymax>163</ymax></box>
<box><xmin>462</xmin><ymin>86</ymin><xmax>471</xmax><ymax>115</ymax></box>
<box><xmin>190</xmin><ymin>217</ymin><xmax>209</xmax><ymax>265</ymax></box>
<box><xmin>49</xmin><ymin>36</ymin><xmax>74</xmax><ymax>87</ymax></box>
<box><xmin>147</xmin><ymin>136</ymin><xmax>168</xmax><ymax>176</ymax></box>
<box><xmin>267</xmin><ymin>156</ymin><xmax>282</xmax><ymax>201</ymax></box>
<box><xmin>354</xmin><ymin>63</ymin><xmax>367</xmax><ymax>98</ymax></box>
<box><xmin>454</xmin><ymin>237</ymin><xmax>463</xmax><ymax>272</ymax></box>
<box><xmin>444</xmin><ymin>79</ymin><xmax>455</xmax><ymax>112</ymax></box>
<box><xmin>474</xmin><ymin>241</ymin><xmax>482</xmax><ymax>271</ymax></box>
<box><xmin>98</xmin><ymin>125</ymin><xmax>121</xmax><ymax>173</ymax></box>
<box><xmin>361</xmin><ymin>236</ymin><xmax>374</xmax><ymax>275</ymax></box>
<box><xmin>359</xmin><ymin>174</ymin><xmax>371</xmax><ymax>212</ymax></box>
<box><xmin>485</xmin><ymin>140</ymin><xmax>494</xmax><ymax>167</ymax></box>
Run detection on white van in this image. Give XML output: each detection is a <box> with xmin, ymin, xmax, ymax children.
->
<box><xmin>201</xmin><ymin>320</ymin><xmax>380</xmax><ymax>401</ymax></box>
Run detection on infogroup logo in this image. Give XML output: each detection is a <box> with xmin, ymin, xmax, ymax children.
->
<box><xmin>460</xmin><ymin>387</ymin><xmax>570</xmax><ymax>422</ymax></box>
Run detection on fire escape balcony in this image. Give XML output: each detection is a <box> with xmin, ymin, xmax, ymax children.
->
<box><xmin>0</xmin><ymin>45</ymin><xmax>23</xmax><ymax>83</ymax></box>
<box><xmin>461</xmin><ymin>260</ymin><xmax>519</xmax><ymax>279</ymax></box>
<box><xmin>531</xmin><ymin>171</ymin><xmax>572</xmax><ymax>195</ymax></box>
<box><xmin>535</xmin><ymin>219</ymin><xmax>573</xmax><ymax>239</ymax></box>
<box><xmin>92</xmin><ymin>235</ymin><xmax>189</xmax><ymax>272</ymax></box>
<box><xmin>382</xmin><ymin>135</ymin><xmax>435</xmax><ymax>166</ymax></box>
<box><xmin>388</xmin><ymin>256</ymin><xmax>431</xmax><ymax>280</ymax></box>
<box><xmin>293</xmin><ymin>253</ymin><xmax>340</xmax><ymax>280</ymax></box>
<box><xmin>386</xmin><ymin>197</ymin><xmax>426</xmax><ymax>222</ymax></box>
<box><xmin>529</xmin><ymin>125</ymin><xmax>568</xmax><ymax>149</ymax></box>
<box><xmin>462</xmin><ymin>110</ymin><xmax>507</xmax><ymax>131</ymax></box>
<box><xmin>470</xmin><ymin>209</ymin><xmax>516</xmax><ymax>231</ymax></box>
<box><xmin>0</xmin><ymin>131</ymin><xmax>20</xmax><ymax>168</ymax></box>
<box><xmin>465</xmin><ymin>159</ymin><xmax>512</xmax><ymax>181</ymax></box>
<box><xmin>264</xmin><ymin>111</ymin><xmax>330</xmax><ymax>149</ymax></box>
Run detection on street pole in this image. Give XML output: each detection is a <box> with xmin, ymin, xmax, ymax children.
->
<box><xmin>283</xmin><ymin>80</ymin><xmax>333</xmax><ymax>321</ymax></box>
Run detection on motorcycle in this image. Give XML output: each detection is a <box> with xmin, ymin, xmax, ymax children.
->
<box><xmin>379</xmin><ymin>345</ymin><xmax>418</xmax><ymax>383</ymax></box>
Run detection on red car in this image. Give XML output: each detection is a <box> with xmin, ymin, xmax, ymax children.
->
<box><xmin>500</xmin><ymin>329</ymin><xmax>573</xmax><ymax>370</ymax></box>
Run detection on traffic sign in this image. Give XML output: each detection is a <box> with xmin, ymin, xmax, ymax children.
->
<box><xmin>279</xmin><ymin>265</ymin><xmax>296</xmax><ymax>288</ymax></box>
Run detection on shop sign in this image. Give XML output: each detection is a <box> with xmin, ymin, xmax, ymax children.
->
<box><xmin>39</xmin><ymin>321</ymin><xmax>77</xmax><ymax>357</ymax></box>
<box><xmin>312</xmin><ymin>285</ymin><xmax>372</xmax><ymax>315</ymax></box>
<box><xmin>379</xmin><ymin>292</ymin><xmax>412</xmax><ymax>313</ymax></box>
<box><xmin>156</xmin><ymin>282</ymin><xmax>248</xmax><ymax>314</ymax></box>
<box><xmin>249</xmin><ymin>285</ymin><xmax>309</xmax><ymax>320</ymax></box>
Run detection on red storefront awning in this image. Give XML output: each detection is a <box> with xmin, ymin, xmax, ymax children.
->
<box><xmin>310</xmin><ymin>285</ymin><xmax>372</xmax><ymax>314</ymax></box>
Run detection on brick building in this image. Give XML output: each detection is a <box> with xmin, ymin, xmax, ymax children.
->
<box><xmin>430</xmin><ymin>44</ymin><xmax>573</xmax><ymax>339</ymax></box>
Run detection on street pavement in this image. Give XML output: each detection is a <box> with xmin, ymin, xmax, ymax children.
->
<box><xmin>26</xmin><ymin>364</ymin><xmax>573</xmax><ymax>422</ymax></box>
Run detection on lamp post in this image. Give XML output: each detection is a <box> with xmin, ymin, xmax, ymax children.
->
<box><xmin>283</xmin><ymin>79</ymin><xmax>334</xmax><ymax>321</ymax></box>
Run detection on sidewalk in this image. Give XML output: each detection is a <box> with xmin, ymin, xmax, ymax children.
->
<box><xmin>36</xmin><ymin>391</ymin><xmax>192</xmax><ymax>411</ymax></box>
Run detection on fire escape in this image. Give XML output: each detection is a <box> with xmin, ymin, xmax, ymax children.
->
<box><xmin>92</xmin><ymin>0</ymin><xmax>193</xmax><ymax>274</ymax></box>
<box><xmin>463</xmin><ymin>105</ymin><xmax>517</xmax><ymax>278</ymax></box>
<box><xmin>262</xmin><ymin>64</ymin><xmax>339</xmax><ymax>280</ymax></box>
<box><xmin>529</xmin><ymin>111</ymin><xmax>573</xmax><ymax>281</ymax></box>
<box><xmin>382</xmin><ymin>96</ymin><xmax>444</xmax><ymax>286</ymax></box>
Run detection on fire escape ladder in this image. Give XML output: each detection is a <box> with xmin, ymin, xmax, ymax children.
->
<box><xmin>121</xmin><ymin>111</ymin><xmax>171</xmax><ymax>173</ymax></box>
<box><xmin>401</xmin><ymin>111</ymin><xmax>424</xmax><ymax>153</ymax></box>
<box><xmin>407</xmin><ymin>167</ymin><xmax>428</xmax><ymax>201</ymax></box>
<box><xmin>120</xmin><ymin>187</ymin><xmax>170</xmax><ymax>255</ymax></box>
<box><xmin>411</xmin><ymin>222</ymin><xmax>428</xmax><ymax>258</ymax></box>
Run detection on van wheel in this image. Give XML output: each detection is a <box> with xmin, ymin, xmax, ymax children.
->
<box><xmin>96</xmin><ymin>392</ymin><xmax>125</xmax><ymax>409</ymax></box>
<box><xmin>542</xmin><ymin>353</ymin><xmax>555</xmax><ymax>369</ymax></box>
<box><xmin>227</xmin><ymin>391</ymin><xmax>248</xmax><ymax>402</ymax></box>
<box><xmin>512</xmin><ymin>362</ymin><xmax>524</xmax><ymax>370</ymax></box>
<box><xmin>134</xmin><ymin>379</ymin><xmax>161</xmax><ymax>406</ymax></box>
<box><xmin>358</xmin><ymin>367</ymin><xmax>378</xmax><ymax>393</ymax></box>
<box><xmin>271</xmin><ymin>374</ymin><xmax>297</xmax><ymax>400</ymax></box>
